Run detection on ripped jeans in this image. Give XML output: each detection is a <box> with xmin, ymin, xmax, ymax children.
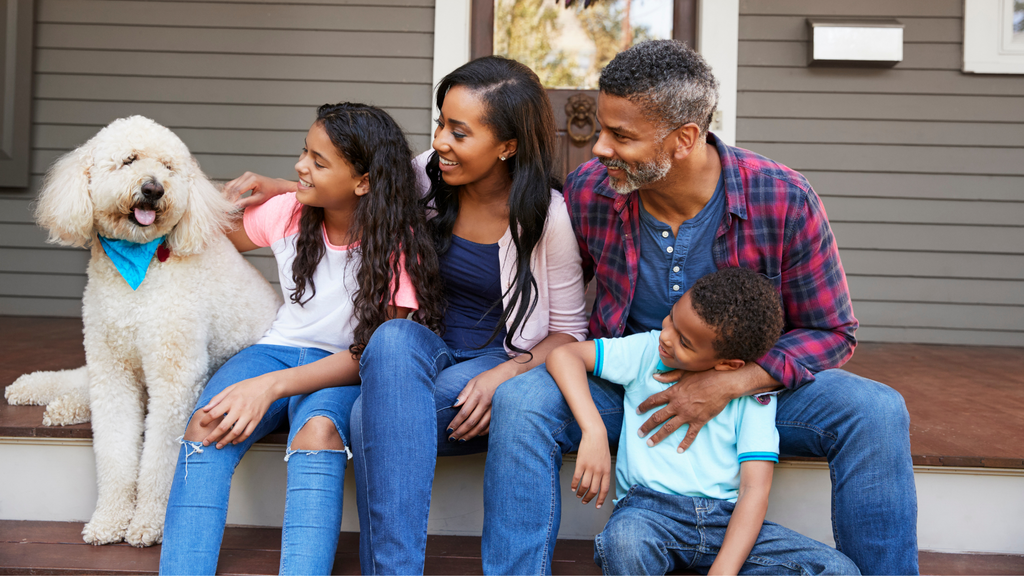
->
<box><xmin>159</xmin><ymin>344</ymin><xmax>359</xmax><ymax>576</ymax></box>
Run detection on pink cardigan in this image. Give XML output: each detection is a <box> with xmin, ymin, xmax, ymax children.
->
<box><xmin>414</xmin><ymin>151</ymin><xmax>588</xmax><ymax>356</ymax></box>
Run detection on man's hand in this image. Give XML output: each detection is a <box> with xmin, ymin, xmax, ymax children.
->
<box><xmin>638</xmin><ymin>364</ymin><xmax>779</xmax><ymax>452</ymax></box>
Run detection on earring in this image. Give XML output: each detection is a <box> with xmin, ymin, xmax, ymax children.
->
<box><xmin>500</xmin><ymin>155</ymin><xmax>507</xmax><ymax>161</ymax></box>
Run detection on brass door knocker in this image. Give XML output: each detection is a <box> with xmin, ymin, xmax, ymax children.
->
<box><xmin>566</xmin><ymin>93</ymin><xmax>597</xmax><ymax>146</ymax></box>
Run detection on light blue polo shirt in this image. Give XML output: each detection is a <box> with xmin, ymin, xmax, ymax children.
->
<box><xmin>594</xmin><ymin>331</ymin><xmax>779</xmax><ymax>503</ymax></box>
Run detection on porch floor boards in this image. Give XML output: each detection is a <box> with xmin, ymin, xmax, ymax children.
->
<box><xmin>1</xmin><ymin>521</ymin><xmax>1023</xmax><ymax>575</ymax></box>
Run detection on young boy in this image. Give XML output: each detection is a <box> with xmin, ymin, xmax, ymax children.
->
<box><xmin>546</xmin><ymin>268</ymin><xmax>859</xmax><ymax>576</ymax></box>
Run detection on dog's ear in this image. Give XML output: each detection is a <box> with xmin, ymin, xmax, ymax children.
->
<box><xmin>167</xmin><ymin>156</ymin><xmax>235</xmax><ymax>255</ymax></box>
<box><xmin>35</xmin><ymin>145</ymin><xmax>95</xmax><ymax>247</ymax></box>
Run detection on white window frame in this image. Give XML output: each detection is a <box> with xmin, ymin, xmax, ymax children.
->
<box><xmin>963</xmin><ymin>0</ymin><xmax>1024</xmax><ymax>74</ymax></box>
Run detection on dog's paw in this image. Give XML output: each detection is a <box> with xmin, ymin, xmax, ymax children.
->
<box><xmin>82</xmin><ymin>516</ymin><xmax>128</xmax><ymax>545</ymax></box>
<box><xmin>4</xmin><ymin>373</ymin><xmax>50</xmax><ymax>406</ymax></box>
<box><xmin>42</xmin><ymin>393</ymin><xmax>91</xmax><ymax>426</ymax></box>
<box><xmin>125</xmin><ymin>514</ymin><xmax>163</xmax><ymax>548</ymax></box>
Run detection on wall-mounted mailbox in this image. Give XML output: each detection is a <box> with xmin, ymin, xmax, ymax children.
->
<box><xmin>807</xmin><ymin>19</ymin><xmax>904</xmax><ymax>67</ymax></box>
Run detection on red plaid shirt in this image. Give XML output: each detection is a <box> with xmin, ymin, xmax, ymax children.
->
<box><xmin>563</xmin><ymin>134</ymin><xmax>858</xmax><ymax>389</ymax></box>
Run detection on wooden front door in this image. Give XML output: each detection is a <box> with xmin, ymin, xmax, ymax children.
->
<box><xmin>470</xmin><ymin>0</ymin><xmax>698</xmax><ymax>179</ymax></box>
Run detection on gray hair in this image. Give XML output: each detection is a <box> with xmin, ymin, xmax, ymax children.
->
<box><xmin>599</xmin><ymin>40</ymin><xmax>719</xmax><ymax>138</ymax></box>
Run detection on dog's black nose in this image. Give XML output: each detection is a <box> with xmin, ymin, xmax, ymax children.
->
<box><xmin>141</xmin><ymin>180</ymin><xmax>164</xmax><ymax>200</ymax></box>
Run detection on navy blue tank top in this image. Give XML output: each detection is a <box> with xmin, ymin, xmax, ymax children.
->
<box><xmin>439</xmin><ymin>235</ymin><xmax>507</xmax><ymax>350</ymax></box>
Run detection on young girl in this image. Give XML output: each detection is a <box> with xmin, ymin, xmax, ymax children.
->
<box><xmin>158</xmin><ymin>103</ymin><xmax>443</xmax><ymax>576</ymax></box>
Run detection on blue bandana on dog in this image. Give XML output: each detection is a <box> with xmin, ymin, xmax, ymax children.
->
<box><xmin>97</xmin><ymin>235</ymin><xmax>166</xmax><ymax>290</ymax></box>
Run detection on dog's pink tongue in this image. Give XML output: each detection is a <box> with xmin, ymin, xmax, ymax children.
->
<box><xmin>134</xmin><ymin>208</ymin><xmax>156</xmax><ymax>226</ymax></box>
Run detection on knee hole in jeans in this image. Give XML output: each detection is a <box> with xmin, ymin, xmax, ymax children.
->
<box><xmin>291</xmin><ymin>416</ymin><xmax>345</xmax><ymax>451</ymax></box>
<box><xmin>182</xmin><ymin>412</ymin><xmax>224</xmax><ymax>442</ymax></box>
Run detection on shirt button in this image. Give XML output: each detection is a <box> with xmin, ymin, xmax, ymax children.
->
<box><xmin>666</xmin><ymin>246</ymin><xmax>674</xmax><ymax>253</ymax></box>
<box><xmin>673</xmin><ymin>285</ymin><xmax>680</xmax><ymax>291</ymax></box>
<box><xmin>661</xmin><ymin>231</ymin><xmax>669</xmax><ymax>238</ymax></box>
<box><xmin>673</xmin><ymin>266</ymin><xmax>680</xmax><ymax>272</ymax></box>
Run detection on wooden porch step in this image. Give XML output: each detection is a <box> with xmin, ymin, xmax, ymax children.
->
<box><xmin>2</xmin><ymin>521</ymin><xmax>1022</xmax><ymax>575</ymax></box>
<box><xmin>2</xmin><ymin>316</ymin><xmax>1023</xmax><ymax>467</ymax></box>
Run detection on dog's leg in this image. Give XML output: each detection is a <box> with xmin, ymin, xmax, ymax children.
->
<box><xmin>82</xmin><ymin>354</ymin><xmax>146</xmax><ymax>546</ymax></box>
<box><xmin>125</xmin><ymin>344</ymin><xmax>210</xmax><ymax>547</ymax></box>
<box><xmin>5</xmin><ymin>366</ymin><xmax>92</xmax><ymax>425</ymax></box>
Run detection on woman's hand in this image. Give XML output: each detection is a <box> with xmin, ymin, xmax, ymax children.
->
<box><xmin>223</xmin><ymin>172</ymin><xmax>296</xmax><ymax>209</ymax></box>
<box><xmin>446</xmin><ymin>361</ymin><xmax>519</xmax><ymax>442</ymax></box>
<box><xmin>198</xmin><ymin>374</ymin><xmax>280</xmax><ymax>449</ymax></box>
<box><xmin>571</xmin><ymin>431</ymin><xmax>612</xmax><ymax>508</ymax></box>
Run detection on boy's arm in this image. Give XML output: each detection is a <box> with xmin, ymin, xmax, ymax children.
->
<box><xmin>708</xmin><ymin>460</ymin><xmax>773</xmax><ymax>575</ymax></box>
<box><xmin>546</xmin><ymin>341</ymin><xmax>613</xmax><ymax>508</ymax></box>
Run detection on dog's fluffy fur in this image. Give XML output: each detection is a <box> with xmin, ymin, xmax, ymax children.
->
<box><xmin>4</xmin><ymin>116</ymin><xmax>280</xmax><ymax>547</ymax></box>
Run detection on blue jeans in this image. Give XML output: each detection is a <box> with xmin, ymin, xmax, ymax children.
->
<box><xmin>351</xmin><ymin>319</ymin><xmax>510</xmax><ymax>575</ymax></box>
<box><xmin>159</xmin><ymin>344</ymin><xmax>360</xmax><ymax>576</ymax></box>
<box><xmin>595</xmin><ymin>485</ymin><xmax>859</xmax><ymax>575</ymax></box>
<box><xmin>485</xmin><ymin>367</ymin><xmax>918</xmax><ymax>576</ymax></box>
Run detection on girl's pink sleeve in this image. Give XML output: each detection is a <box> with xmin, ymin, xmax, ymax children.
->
<box><xmin>242</xmin><ymin>193</ymin><xmax>302</xmax><ymax>247</ymax></box>
<box><xmin>390</xmin><ymin>253</ymin><xmax>420</xmax><ymax>310</ymax></box>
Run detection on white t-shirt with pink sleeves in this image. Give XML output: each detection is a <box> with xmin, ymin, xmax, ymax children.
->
<box><xmin>243</xmin><ymin>193</ymin><xmax>419</xmax><ymax>354</ymax></box>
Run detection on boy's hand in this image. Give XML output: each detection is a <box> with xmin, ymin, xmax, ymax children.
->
<box><xmin>571</xmin><ymin>433</ymin><xmax>612</xmax><ymax>508</ymax></box>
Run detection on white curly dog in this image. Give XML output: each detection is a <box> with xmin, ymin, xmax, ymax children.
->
<box><xmin>4</xmin><ymin>116</ymin><xmax>280</xmax><ymax>547</ymax></box>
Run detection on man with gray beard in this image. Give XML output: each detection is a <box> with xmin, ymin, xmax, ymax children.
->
<box><xmin>481</xmin><ymin>40</ymin><xmax>917</xmax><ymax>575</ymax></box>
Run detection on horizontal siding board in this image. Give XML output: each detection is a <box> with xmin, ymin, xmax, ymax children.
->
<box><xmin>736</xmin><ymin>92</ymin><xmax>1024</xmax><ymax>123</ymax></box>
<box><xmin>847</xmin><ymin>276</ymin><xmax>1024</xmax><ymax>306</ymax></box>
<box><xmin>739</xmin><ymin>0</ymin><xmax>960</xmax><ymax>17</ymax></box>
<box><xmin>852</xmin><ymin>301</ymin><xmax>1024</xmax><ymax>332</ymax></box>
<box><xmin>37</xmin><ymin>24</ymin><xmax>432</xmax><ymax>57</ymax></box>
<box><xmin>33</xmin><ymin>101</ymin><xmax>429</xmax><ymax>135</ymax></box>
<box><xmin>35</xmin><ymin>125</ymin><xmax>308</xmax><ymax>157</ymax></box>
<box><xmin>798</xmin><ymin>172</ymin><xmax>1024</xmax><ymax>202</ymax></box>
<box><xmin>0</xmin><ymin>296</ymin><xmax>83</xmax><ymax>317</ymax></box>
<box><xmin>0</xmin><ymin>199</ymin><xmax>34</xmax><ymax>224</ymax></box>
<box><xmin>738</xmin><ymin>41</ymin><xmax>961</xmax><ymax>70</ymax></box>
<box><xmin>745</xmin><ymin>143</ymin><xmax>1024</xmax><ymax>176</ymax></box>
<box><xmin>736</xmin><ymin>119</ymin><xmax>1024</xmax><ymax>148</ymax></box>
<box><xmin>820</xmin><ymin>197</ymin><xmax>1024</xmax><ymax>227</ymax></box>
<box><xmin>31</xmin><ymin>150</ymin><xmax>301</xmax><ymax>181</ymax></box>
<box><xmin>35</xmin><ymin>49</ymin><xmax>432</xmax><ymax>84</ymax></box>
<box><xmin>39</xmin><ymin>1</ymin><xmax>434</xmax><ymax>32</ymax></box>
<box><xmin>35</xmin><ymin>75</ymin><xmax>431</xmax><ymax>109</ymax></box>
<box><xmin>738</xmin><ymin>16</ymin><xmax>961</xmax><ymax>43</ymax></box>
<box><xmin>34</xmin><ymin>125</ymin><xmax>434</xmax><ymax>159</ymax></box>
<box><xmin>0</xmin><ymin>223</ymin><xmax>49</xmax><ymax>248</ymax></box>
<box><xmin>0</xmin><ymin>272</ymin><xmax>86</xmax><ymax>298</ymax></box>
<box><xmin>854</xmin><ymin>326</ymin><xmax>1024</xmax><ymax>346</ymax></box>
<box><xmin>0</xmin><ymin>248</ymin><xmax>89</xmax><ymax>274</ymax></box>
<box><xmin>839</xmin><ymin>249</ymin><xmax>1024</xmax><ymax>280</ymax></box>
<box><xmin>152</xmin><ymin>0</ymin><xmax>433</xmax><ymax>5</ymax></box>
<box><xmin>832</xmin><ymin>222</ymin><xmax>1024</xmax><ymax>254</ymax></box>
<box><xmin>739</xmin><ymin>67</ymin><xmax>1024</xmax><ymax>97</ymax></box>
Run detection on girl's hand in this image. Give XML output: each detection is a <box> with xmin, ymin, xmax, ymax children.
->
<box><xmin>446</xmin><ymin>361</ymin><xmax>519</xmax><ymax>442</ymax></box>
<box><xmin>571</xmin><ymin>432</ymin><xmax>612</xmax><ymax>508</ymax></box>
<box><xmin>198</xmin><ymin>374</ymin><xmax>279</xmax><ymax>449</ymax></box>
<box><xmin>223</xmin><ymin>172</ymin><xmax>295</xmax><ymax>209</ymax></box>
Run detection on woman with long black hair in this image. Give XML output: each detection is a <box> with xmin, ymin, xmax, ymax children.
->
<box><xmin>350</xmin><ymin>56</ymin><xmax>587</xmax><ymax>574</ymax></box>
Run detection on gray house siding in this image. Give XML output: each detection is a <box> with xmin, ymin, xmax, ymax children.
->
<box><xmin>736</xmin><ymin>0</ymin><xmax>1024</xmax><ymax>346</ymax></box>
<box><xmin>0</xmin><ymin>0</ymin><xmax>434</xmax><ymax>316</ymax></box>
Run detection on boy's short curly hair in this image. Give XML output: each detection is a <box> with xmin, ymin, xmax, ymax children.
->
<box><xmin>689</xmin><ymin>268</ymin><xmax>784</xmax><ymax>362</ymax></box>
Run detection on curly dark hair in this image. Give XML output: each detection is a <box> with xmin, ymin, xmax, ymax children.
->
<box><xmin>290</xmin><ymin>102</ymin><xmax>444</xmax><ymax>356</ymax></box>
<box><xmin>599</xmin><ymin>39</ymin><xmax>719</xmax><ymax>137</ymax></box>
<box><xmin>689</xmin><ymin>268</ymin><xmax>784</xmax><ymax>362</ymax></box>
<box><xmin>424</xmin><ymin>56</ymin><xmax>561</xmax><ymax>355</ymax></box>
